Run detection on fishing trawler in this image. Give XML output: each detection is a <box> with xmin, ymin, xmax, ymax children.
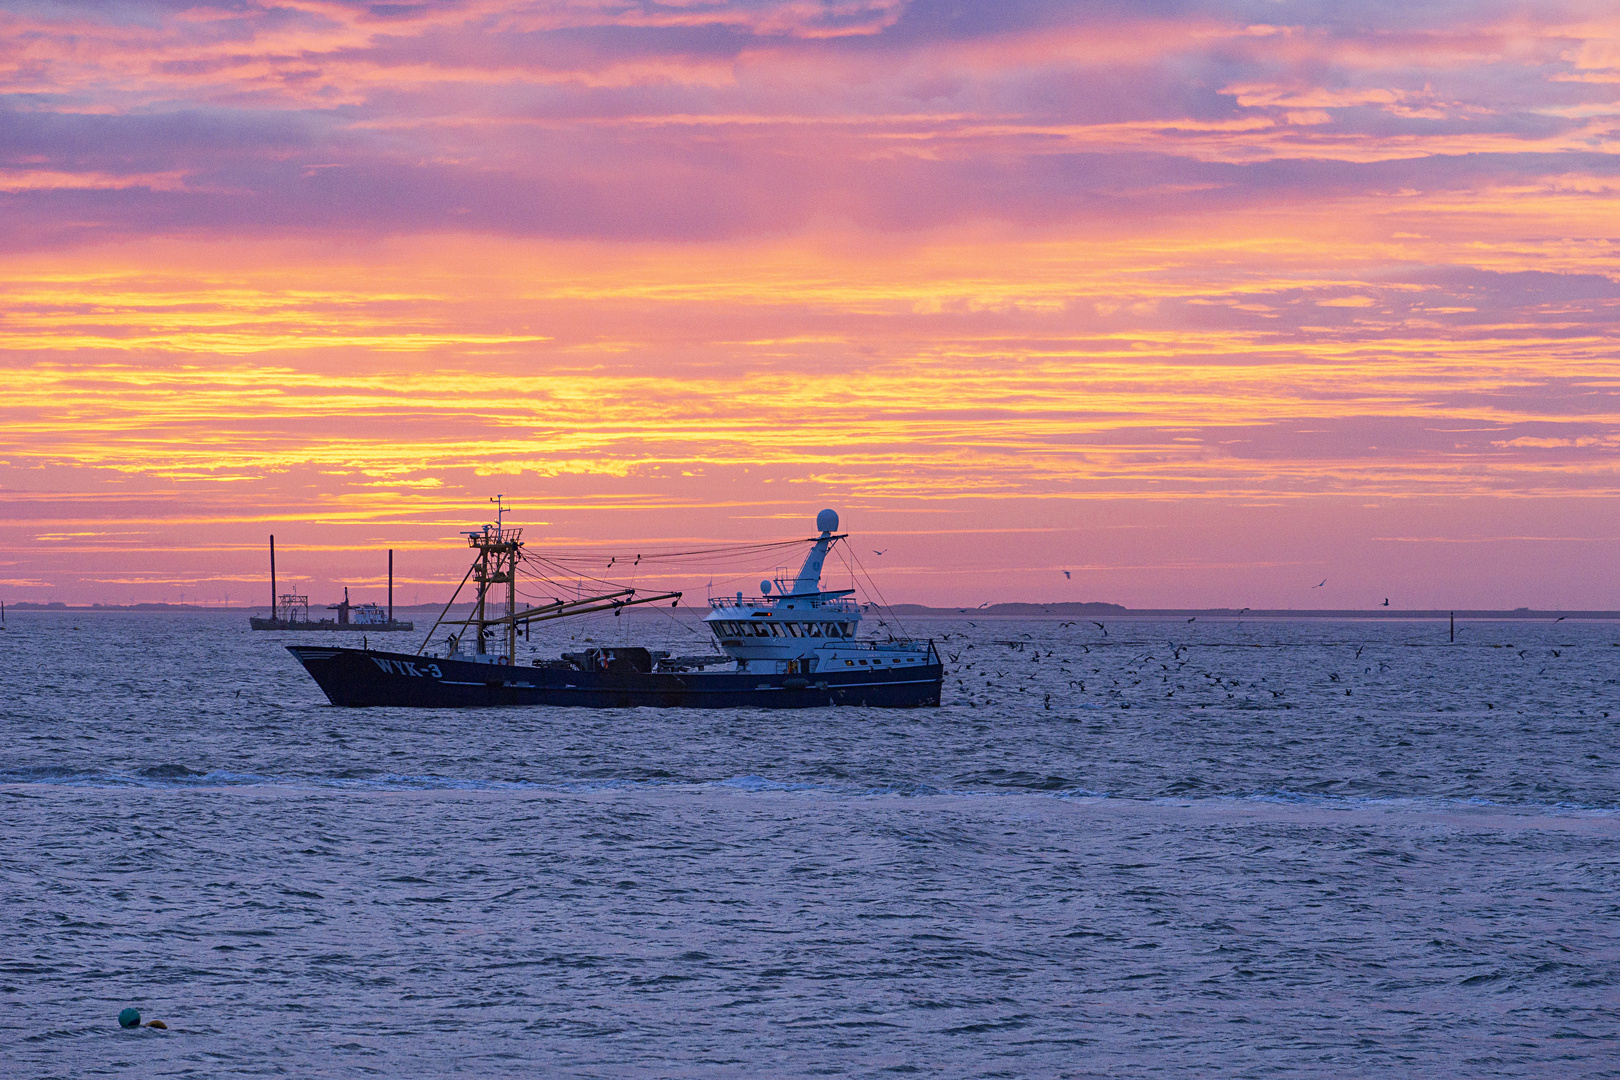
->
<box><xmin>285</xmin><ymin>507</ymin><xmax>942</xmax><ymax>708</ymax></box>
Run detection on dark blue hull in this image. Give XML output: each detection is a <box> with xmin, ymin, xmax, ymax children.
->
<box><xmin>287</xmin><ymin>646</ymin><xmax>943</xmax><ymax>709</ymax></box>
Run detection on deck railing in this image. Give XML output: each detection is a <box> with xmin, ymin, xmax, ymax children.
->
<box><xmin>707</xmin><ymin>595</ymin><xmax>859</xmax><ymax>613</ymax></box>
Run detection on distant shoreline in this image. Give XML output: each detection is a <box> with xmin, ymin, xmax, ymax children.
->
<box><xmin>8</xmin><ymin>600</ymin><xmax>1620</xmax><ymax>620</ymax></box>
<box><xmin>889</xmin><ymin>603</ymin><xmax>1620</xmax><ymax>620</ymax></box>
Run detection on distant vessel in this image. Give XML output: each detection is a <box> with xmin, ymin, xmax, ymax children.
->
<box><xmin>249</xmin><ymin>537</ymin><xmax>413</xmax><ymax>632</ymax></box>
<box><xmin>286</xmin><ymin>506</ymin><xmax>942</xmax><ymax>708</ymax></box>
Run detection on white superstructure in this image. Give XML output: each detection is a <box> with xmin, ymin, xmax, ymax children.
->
<box><xmin>350</xmin><ymin>602</ymin><xmax>391</xmax><ymax>625</ymax></box>
<box><xmin>703</xmin><ymin>510</ymin><xmax>934</xmax><ymax>676</ymax></box>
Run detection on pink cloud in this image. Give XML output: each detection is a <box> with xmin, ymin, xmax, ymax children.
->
<box><xmin>1</xmin><ymin>1</ymin><xmax>1619</xmax><ymax>605</ymax></box>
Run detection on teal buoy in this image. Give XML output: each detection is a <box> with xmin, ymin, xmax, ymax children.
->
<box><xmin>118</xmin><ymin>1007</ymin><xmax>141</xmax><ymax>1029</ymax></box>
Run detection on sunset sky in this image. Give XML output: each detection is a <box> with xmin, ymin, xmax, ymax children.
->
<box><xmin>3</xmin><ymin>0</ymin><xmax>1619</xmax><ymax>609</ymax></box>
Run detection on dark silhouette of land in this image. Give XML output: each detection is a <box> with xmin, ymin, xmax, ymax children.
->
<box><xmin>10</xmin><ymin>600</ymin><xmax>1620</xmax><ymax>620</ymax></box>
<box><xmin>890</xmin><ymin>603</ymin><xmax>1620</xmax><ymax>620</ymax></box>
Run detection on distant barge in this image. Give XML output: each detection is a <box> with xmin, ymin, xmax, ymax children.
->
<box><xmin>249</xmin><ymin>538</ymin><xmax>413</xmax><ymax>632</ymax></box>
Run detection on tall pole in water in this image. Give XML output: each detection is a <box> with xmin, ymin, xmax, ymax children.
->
<box><xmin>388</xmin><ymin>549</ymin><xmax>394</xmax><ymax>627</ymax></box>
<box><xmin>270</xmin><ymin>535</ymin><xmax>277</xmax><ymax>621</ymax></box>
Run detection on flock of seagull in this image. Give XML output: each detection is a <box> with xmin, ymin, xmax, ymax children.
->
<box><xmin>936</xmin><ymin>618</ymin><xmax>1597</xmax><ymax>715</ymax></box>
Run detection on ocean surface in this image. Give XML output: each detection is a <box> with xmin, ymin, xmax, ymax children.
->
<box><xmin>3</xmin><ymin>609</ymin><xmax>1618</xmax><ymax>1077</ymax></box>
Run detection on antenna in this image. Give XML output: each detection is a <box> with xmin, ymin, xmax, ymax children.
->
<box><xmin>490</xmin><ymin>494</ymin><xmax>508</xmax><ymax>528</ymax></box>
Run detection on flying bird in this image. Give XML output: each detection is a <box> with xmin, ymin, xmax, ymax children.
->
<box><xmin>1383</xmin><ymin>598</ymin><xmax>1389</xmax><ymax>606</ymax></box>
<box><xmin>1187</xmin><ymin>617</ymin><xmax>1196</xmax><ymax>623</ymax></box>
<box><xmin>1312</xmin><ymin>579</ymin><xmax>1327</xmax><ymax>588</ymax></box>
<box><xmin>1092</xmin><ymin>622</ymin><xmax>1108</xmax><ymax>636</ymax></box>
<box><xmin>873</xmin><ymin>549</ymin><xmax>887</xmax><ymax>556</ymax></box>
<box><xmin>1063</xmin><ymin>570</ymin><xmax>1071</xmax><ymax>579</ymax></box>
<box><xmin>1555</xmin><ymin>616</ymin><xmax>1566</xmax><ymax>623</ymax></box>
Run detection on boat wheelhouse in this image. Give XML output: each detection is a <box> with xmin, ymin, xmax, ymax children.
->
<box><xmin>701</xmin><ymin>509</ymin><xmax>935</xmax><ymax>678</ymax></box>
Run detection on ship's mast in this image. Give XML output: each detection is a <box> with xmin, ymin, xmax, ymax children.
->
<box><xmin>466</xmin><ymin>495</ymin><xmax>522</xmax><ymax>662</ymax></box>
<box><xmin>417</xmin><ymin>496</ymin><xmax>680</xmax><ymax>659</ymax></box>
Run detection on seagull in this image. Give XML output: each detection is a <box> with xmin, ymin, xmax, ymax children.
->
<box><xmin>1555</xmin><ymin>616</ymin><xmax>1566</xmax><ymax>623</ymax></box>
<box><xmin>1092</xmin><ymin>622</ymin><xmax>1108</xmax><ymax>636</ymax></box>
<box><xmin>1383</xmin><ymin>598</ymin><xmax>1389</xmax><ymax>606</ymax></box>
<box><xmin>873</xmin><ymin>549</ymin><xmax>887</xmax><ymax>556</ymax></box>
<box><xmin>1187</xmin><ymin>616</ymin><xmax>1196</xmax><ymax>623</ymax></box>
<box><xmin>1063</xmin><ymin>571</ymin><xmax>1071</xmax><ymax>579</ymax></box>
<box><xmin>1312</xmin><ymin>579</ymin><xmax>1327</xmax><ymax>588</ymax></box>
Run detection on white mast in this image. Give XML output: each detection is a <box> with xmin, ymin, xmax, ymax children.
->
<box><xmin>788</xmin><ymin>509</ymin><xmax>844</xmax><ymax>595</ymax></box>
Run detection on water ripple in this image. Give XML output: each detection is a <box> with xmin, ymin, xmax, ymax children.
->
<box><xmin>2</xmin><ymin>611</ymin><xmax>1618</xmax><ymax>1077</ymax></box>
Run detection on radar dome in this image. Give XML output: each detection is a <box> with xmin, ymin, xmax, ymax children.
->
<box><xmin>760</xmin><ymin>580</ymin><xmax>773</xmax><ymax>595</ymax></box>
<box><xmin>816</xmin><ymin>509</ymin><xmax>839</xmax><ymax>533</ymax></box>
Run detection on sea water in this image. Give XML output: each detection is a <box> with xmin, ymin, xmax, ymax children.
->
<box><xmin>2</xmin><ymin>610</ymin><xmax>1617</xmax><ymax>1077</ymax></box>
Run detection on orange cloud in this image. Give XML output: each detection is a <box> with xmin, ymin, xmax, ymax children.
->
<box><xmin>3</xmin><ymin>2</ymin><xmax>1620</xmax><ymax>606</ymax></box>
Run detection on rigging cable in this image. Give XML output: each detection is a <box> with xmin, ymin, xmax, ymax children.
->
<box><xmin>529</xmin><ymin>538</ymin><xmax>813</xmax><ymax>566</ymax></box>
<box><xmin>840</xmin><ymin>543</ymin><xmax>908</xmax><ymax>640</ymax></box>
<box><xmin>520</xmin><ymin>535</ymin><xmax>822</xmax><ymax>604</ymax></box>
